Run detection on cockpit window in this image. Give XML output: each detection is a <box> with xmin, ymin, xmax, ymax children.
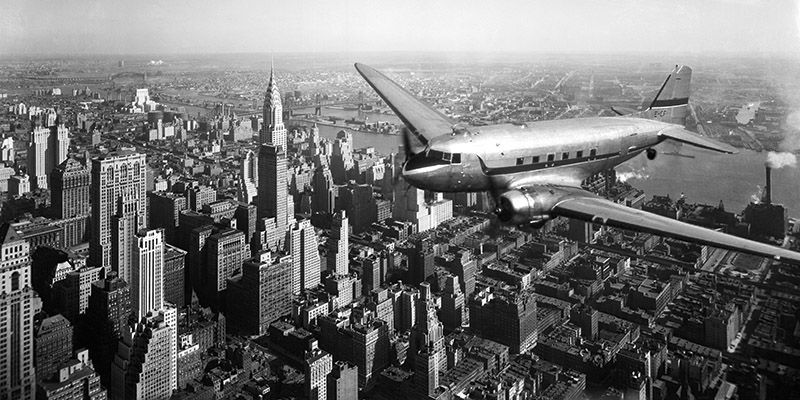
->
<box><xmin>426</xmin><ymin>149</ymin><xmax>460</xmax><ymax>164</ymax></box>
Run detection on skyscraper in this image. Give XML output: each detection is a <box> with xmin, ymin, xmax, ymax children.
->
<box><xmin>411</xmin><ymin>282</ymin><xmax>445</xmax><ymax>394</ymax></box>
<box><xmin>327</xmin><ymin>211</ymin><xmax>349</xmax><ymax>276</ymax></box>
<box><xmin>34</xmin><ymin>314</ymin><xmax>73</xmax><ymax>383</ymax></box>
<box><xmin>84</xmin><ymin>274</ymin><xmax>131</xmax><ymax>389</ymax></box>
<box><xmin>207</xmin><ymin>228</ymin><xmax>247</xmax><ymax>309</ymax></box>
<box><xmin>257</xmin><ymin>144</ymin><xmax>288</xmax><ymax>250</ymax></box>
<box><xmin>132</xmin><ymin>229</ymin><xmax>164</xmax><ymax>320</ymax></box>
<box><xmin>261</xmin><ymin>65</ymin><xmax>287</xmax><ymax>150</ymax></box>
<box><xmin>27</xmin><ymin>125</ymin><xmax>50</xmax><ymax>190</ymax></box>
<box><xmin>338</xmin><ymin>182</ymin><xmax>377</xmax><ymax>234</ymax></box>
<box><xmin>237</xmin><ymin>149</ymin><xmax>258</xmax><ymax>204</ymax></box>
<box><xmin>327</xmin><ymin>361</ymin><xmax>358</xmax><ymax>400</ymax></box>
<box><xmin>440</xmin><ymin>274</ymin><xmax>465</xmax><ymax>333</ymax></box>
<box><xmin>110</xmin><ymin>306</ymin><xmax>177</xmax><ymax>400</ymax></box>
<box><xmin>25</xmin><ymin>122</ymin><xmax>69</xmax><ymax>191</ymax></box>
<box><xmin>50</xmin><ymin>158</ymin><xmax>90</xmax><ymax>247</ymax></box>
<box><xmin>90</xmin><ymin>151</ymin><xmax>147</xmax><ymax>271</ymax></box>
<box><xmin>148</xmin><ymin>191</ymin><xmax>187</xmax><ymax>247</ymax></box>
<box><xmin>226</xmin><ymin>251</ymin><xmax>292</xmax><ymax>336</ymax></box>
<box><xmin>469</xmin><ymin>288</ymin><xmax>537</xmax><ymax>354</ymax></box>
<box><xmin>288</xmin><ymin>219</ymin><xmax>321</xmax><ymax>294</ymax></box>
<box><xmin>305</xmin><ymin>341</ymin><xmax>333</xmax><ymax>400</ymax></box>
<box><xmin>0</xmin><ymin>226</ymin><xmax>37</xmax><ymax>399</ymax></box>
<box><xmin>311</xmin><ymin>164</ymin><xmax>335</xmax><ymax>215</ymax></box>
<box><xmin>163</xmin><ymin>244</ymin><xmax>186</xmax><ymax>309</ymax></box>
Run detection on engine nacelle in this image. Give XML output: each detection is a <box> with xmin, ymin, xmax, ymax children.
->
<box><xmin>495</xmin><ymin>187</ymin><xmax>567</xmax><ymax>225</ymax></box>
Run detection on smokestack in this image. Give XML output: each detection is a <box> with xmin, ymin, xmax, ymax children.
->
<box><xmin>764</xmin><ymin>165</ymin><xmax>772</xmax><ymax>205</ymax></box>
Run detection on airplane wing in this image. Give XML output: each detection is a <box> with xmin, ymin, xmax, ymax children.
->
<box><xmin>545</xmin><ymin>188</ymin><xmax>800</xmax><ymax>264</ymax></box>
<box><xmin>354</xmin><ymin>63</ymin><xmax>454</xmax><ymax>152</ymax></box>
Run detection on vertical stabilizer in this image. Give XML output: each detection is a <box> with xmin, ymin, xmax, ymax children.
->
<box><xmin>645</xmin><ymin>65</ymin><xmax>691</xmax><ymax>125</ymax></box>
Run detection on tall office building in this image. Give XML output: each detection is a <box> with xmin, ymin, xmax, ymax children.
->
<box><xmin>34</xmin><ymin>314</ymin><xmax>73</xmax><ymax>383</ymax></box>
<box><xmin>0</xmin><ymin>134</ymin><xmax>14</xmax><ymax>162</ymax></box>
<box><xmin>393</xmin><ymin>182</ymin><xmax>453</xmax><ymax>233</ymax></box>
<box><xmin>90</xmin><ymin>151</ymin><xmax>147</xmax><ymax>271</ymax></box>
<box><xmin>25</xmin><ymin>122</ymin><xmax>69</xmax><ymax>191</ymax></box>
<box><xmin>226</xmin><ymin>251</ymin><xmax>292</xmax><ymax>336</ymax></box>
<box><xmin>111</xmin><ymin>197</ymin><xmax>138</xmax><ymax>285</ymax></box>
<box><xmin>469</xmin><ymin>288</ymin><xmax>537</xmax><ymax>354</ymax></box>
<box><xmin>163</xmin><ymin>244</ymin><xmax>186</xmax><ymax>309</ymax></box>
<box><xmin>257</xmin><ymin>144</ymin><xmax>288</xmax><ymax>250</ymax></box>
<box><xmin>27</xmin><ymin>125</ymin><xmax>50</xmax><ymax>190</ymax></box>
<box><xmin>51</xmin><ymin>266</ymin><xmax>103</xmax><ymax>322</ymax></box>
<box><xmin>110</xmin><ymin>306</ymin><xmax>177</xmax><ymax>400</ymax></box>
<box><xmin>147</xmin><ymin>191</ymin><xmax>187</xmax><ymax>247</ymax></box>
<box><xmin>261</xmin><ymin>66</ymin><xmax>287</xmax><ymax>150</ymax></box>
<box><xmin>305</xmin><ymin>341</ymin><xmax>333</xmax><ymax>400</ymax></box>
<box><xmin>311</xmin><ymin>165</ymin><xmax>335</xmax><ymax>215</ymax></box>
<box><xmin>440</xmin><ymin>274</ymin><xmax>465</xmax><ymax>333</ymax></box>
<box><xmin>83</xmin><ymin>274</ymin><xmax>131</xmax><ymax>389</ymax></box>
<box><xmin>327</xmin><ymin>361</ymin><xmax>358</xmax><ymax>400</ymax></box>
<box><xmin>330</xmin><ymin>131</ymin><xmax>354</xmax><ymax>184</ymax></box>
<box><xmin>205</xmin><ymin>228</ymin><xmax>247</xmax><ymax>310</ymax></box>
<box><xmin>404</xmin><ymin>236</ymin><xmax>435</xmax><ymax>285</ymax></box>
<box><xmin>338</xmin><ymin>182</ymin><xmax>377</xmax><ymax>234</ymax></box>
<box><xmin>132</xmin><ymin>229</ymin><xmax>164</xmax><ymax>320</ymax></box>
<box><xmin>288</xmin><ymin>219</ymin><xmax>321</xmax><ymax>294</ymax></box>
<box><xmin>237</xmin><ymin>149</ymin><xmax>258</xmax><ymax>204</ymax></box>
<box><xmin>0</xmin><ymin>226</ymin><xmax>37</xmax><ymax>399</ymax></box>
<box><xmin>50</xmin><ymin>158</ymin><xmax>90</xmax><ymax>247</ymax></box>
<box><xmin>186</xmin><ymin>186</ymin><xmax>216</xmax><ymax>212</ymax></box>
<box><xmin>412</xmin><ymin>282</ymin><xmax>445</xmax><ymax>394</ymax></box>
<box><xmin>327</xmin><ymin>211</ymin><xmax>349</xmax><ymax>276</ymax></box>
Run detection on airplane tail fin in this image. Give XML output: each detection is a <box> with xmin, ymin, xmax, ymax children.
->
<box><xmin>640</xmin><ymin>65</ymin><xmax>692</xmax><ymax>125</ymax></box>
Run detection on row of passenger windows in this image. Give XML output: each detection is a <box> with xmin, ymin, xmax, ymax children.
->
<box><xmin>427</xmin><ymin>149</ymin><xmax>462</xmax><ymax>164</ymax></box>
<box><xmin>516</xmin><ymin>148</ymin><xmax>597</xmax><ymax>166</ymax></box>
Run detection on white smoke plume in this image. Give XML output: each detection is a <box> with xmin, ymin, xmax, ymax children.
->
<box><xmin>766</xmin><ymin>151</ymin><xmax>797</xmax><ymax>169</ymax></box>
<box><xmin>617</xmin><ymin>169</ymin><xmax>649</xmax><ymax>183</ymax></box>
<box><xmin>750</xmin><ymin>184</ymin><xmax>763</xmax><ymax>204</ymax></box>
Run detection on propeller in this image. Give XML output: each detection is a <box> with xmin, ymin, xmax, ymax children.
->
<box><xmin>392</xmin><ymin>126</ymin><xmax>416</xmax><ymax>185</ymax></box>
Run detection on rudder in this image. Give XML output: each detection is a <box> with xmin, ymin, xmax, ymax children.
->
<box><xmin>646</xmin><ymin>65</ymin><xmax>691</xmax><ymax>125</ymax></box>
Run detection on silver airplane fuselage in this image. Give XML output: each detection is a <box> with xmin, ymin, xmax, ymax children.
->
<box><xmin>401</xmin><ymin>117</ymin><xmax>670</xmax><ymax>192</ymax></box>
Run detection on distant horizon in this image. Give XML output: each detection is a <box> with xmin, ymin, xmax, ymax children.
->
<box><xmin>2</xmin><ymin>0</ymin><xmax>799</xmax><ymax>57</ymax></box>
<box><xmin>2</xmin><ymin>49</ymin><xmax>798</xmax><ymax>60</ymax></box>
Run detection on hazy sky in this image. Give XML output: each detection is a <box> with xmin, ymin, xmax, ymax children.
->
<box><xmin>1</xmin><ymin>0</ymin><xmax>799</xmax><ymax>56</ymax></box>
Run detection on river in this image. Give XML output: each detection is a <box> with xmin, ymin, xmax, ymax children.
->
<box><xmin>294</xmin><ymin>108</ymin><xmax>800</xmax><ymax>216</ymax></box>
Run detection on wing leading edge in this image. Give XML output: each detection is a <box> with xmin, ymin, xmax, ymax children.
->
<box><xmin>354</xmin><ymin>63</ymin><xmax>453</xmax><ymax>152</ymax></box>
<box><xmin>550</xmin><ymin>189</ymin><xmax>800</xmax><ymax>264</ymax></box>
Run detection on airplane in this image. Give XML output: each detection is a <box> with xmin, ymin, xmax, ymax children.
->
<box><xmin>355</xmin><ymin>62</ymin><xmax>800</xmax><ymax>264</ymax></box>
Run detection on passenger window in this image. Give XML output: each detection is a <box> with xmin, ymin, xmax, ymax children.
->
<box><xmin>576</xmin><ymin>150</ymin><xmax>583</xmax><ymax>158</ymax></box>
<box><xmin>442</xmin><ymin>152</ymin><xmax>451</xmax><ymax>162</ymax></box>
<box><xmin>562</xmin><ymin>152</ymin><xmax>569</xmax><ymax>160</ymax></box>
<box><xmin>532</xmin><ymin>156</ymin><xmax>540</xmax><ymax>163</ymax></box>
<box><xmin>516</xmin><ymin>157</ymin><xmax>524</xmax><ymax>166</ymax></box>
<box><xmin>590</xmin><ymin>148</ymin><xmax>597</xmax><ymax>157</ymax></box>
<box><xmin>452</xmin><ymin>154</ymin><xmax>461</xmax><ymax>164</ymax></box>
<box><xmin>547</xmin><ymin>154</ymin><xmax>555</xmax><ymax>162</ymax></box>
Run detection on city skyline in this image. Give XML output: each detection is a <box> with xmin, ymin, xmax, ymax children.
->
<box><xmin>1</xmin><ymin>0</ymin><xmax>800</xmax><ymax>56</ymax></box>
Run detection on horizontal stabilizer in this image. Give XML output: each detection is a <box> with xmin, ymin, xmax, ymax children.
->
<box><xmin>658</xmin><ymin>127</ymin><xmax>737</xmax><ymax>154</ymax></box>
<box><xmin>611</xmin><ymin>106</ymin><xmax>638</xmax><ymax>116</ymax></box>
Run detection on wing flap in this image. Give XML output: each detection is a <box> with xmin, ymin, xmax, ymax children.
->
<box><xmin>552</xmin><ymin>193</ymin><xmax>800</xmax><ymax>264</ymax></box>
<box><xmin>659</xmin><ymin>127</ymin><xmax>738</xmax><ymax>154</ymax></box>
<box><xmin>355</xmin><ymin>63</ymin><xmax>453</xmax><ymax>152</ymax></box>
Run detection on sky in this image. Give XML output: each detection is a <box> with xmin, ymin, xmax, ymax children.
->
<box><xmin>1</xmin><ymin>0</ymin><xmax>799</xmax><ymax>56</ymax></box>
